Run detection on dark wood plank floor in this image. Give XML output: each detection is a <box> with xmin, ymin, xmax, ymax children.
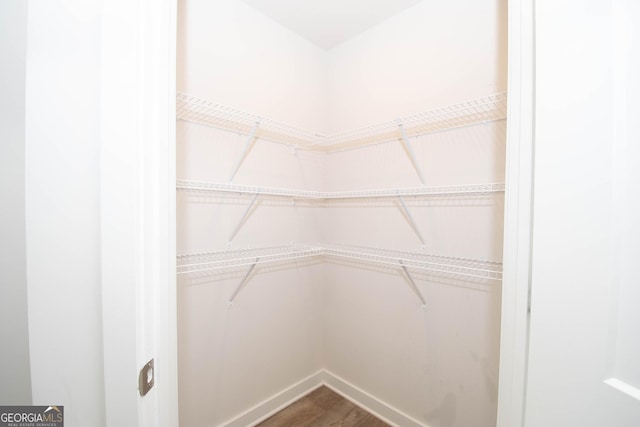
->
<box><xmin>256</xmin><ymin>386</ymin><xmax>391</xmax><ymax>427</ymax></box>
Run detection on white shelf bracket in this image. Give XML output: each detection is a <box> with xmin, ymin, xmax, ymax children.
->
<box><xmin>229</xmin><ymin>121</ymin><xmax>260</xmax><ymax>182</ymax></box>
<box><xmin>398</xmin><ymin>123</ymin><xmax>426</xmax><ymax>185</ymax></box>
<box><xmin>228</xmin><ymin>258</ymin><xmax>259</xmax><ymax>307</ymax></box>
<box><xmin>399</xmin><ymin>260</ymin><xmax>427</xmax><ymax>310</ymax></box>
<box><xmin>397</xmin><ymin>196</ymin><xmax>426</xmax><ymax>250</ymax></box>
<box><xmin>228</xmin><ymin>192</ymin><xmax>259</xmax><ymax>246</ymax></box>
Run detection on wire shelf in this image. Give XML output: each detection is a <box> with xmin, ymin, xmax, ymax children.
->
<box><xmin>325</xmin><ymin>182</ymin><xmax>505</xmax><ymax>199</ymax></box>
<box><xmin>176</xmin><ymin>179</ymin><xmax>505</xmax><ymax>200</ymax></box>
<box><xmin>324</xmin><ymin>92</ymin><xmax>508</xmax><ymax>151</ymax></box>
<box><xmin>176</xmin><ymin>92</ymin><xmax>507</xmax><ymax>151</ymax></box>
<box><xmin>176</xmin><ymin>93</ymin><xmax>324</xmax><ymax>148</ymax></box>
<box><xmin>177</xmin><ymin>244</ymin><xmax>502</xmax><ymax>281</ymax></box>
<box><xmin>176</xmin><ymin>179</ymin><xmax>322</xmax><ymax>199</ymax></box>
<box><xmin>322</xmin><ymin>244</ymin><xmax>503</xmax><ymax>281</ymax></box>
<box><xmin>176</xmin><ymin>244</ymin><xmax>323</xmax><ymax>275</ymax></box>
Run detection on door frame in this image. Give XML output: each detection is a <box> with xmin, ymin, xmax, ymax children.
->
<box><xmin>497</xmin><ymin>0</ymin><xmax>535</xmax><ymax>425</ymax></box>
<box><xmin>98</xmin><ymin>0</ymin><xmax>536</xmax><ymax>425</ymax></box>
<box><xmin>100</xmin><ymin>0</ymin><xmax>178</xmax><ymax>425</ymax></box>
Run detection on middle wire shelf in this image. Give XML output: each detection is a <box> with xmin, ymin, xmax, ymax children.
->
<box><xmin>176</xmin><ymin>179</ymin><xmax>505</xmax><ymax>199</ymax></box>
<box><xmin>176</xmin><ymin>244</ymin><xmax>503</xmax><ymax>281</ymax></box>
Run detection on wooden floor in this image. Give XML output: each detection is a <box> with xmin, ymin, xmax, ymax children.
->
<box><xmin>256</xmin><ymin>386</ymin><xmax>391</xmax><ymax>427</ymax></box>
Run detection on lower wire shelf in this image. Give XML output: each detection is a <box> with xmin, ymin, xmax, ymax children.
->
<box><xmin>177</xmin><ymin>244</ymin><xmax>502</xmax><ymax>308</ymax></box>
<box><xmin>176</xmin><ymin>179</ymin><xmax>505</xmax><ymax>200</ymax></box>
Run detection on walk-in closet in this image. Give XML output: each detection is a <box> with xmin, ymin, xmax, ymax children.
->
<box><xmin>176</xmin><ymin>1</ymin><xmax>507</xmax><ymax>425</ymax></box>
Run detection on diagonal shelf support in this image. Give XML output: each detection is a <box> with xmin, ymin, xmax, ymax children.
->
<box><xmin>228</xmin><ymin>192</ymin><xmax>259</xmax><ymax>246</ymax></box>
<box><xmin>399</xmin><ymin>260</ymin><xmax>427</xmax><ymax>310</ymax></box>
<box><xmin>228</xmin><ymin>258</ymin><xmax>259</xmax><ymax>307</ymax></box>
<box><xmin>229</xmin><ymin>121</ymin><xmax>260</xmax><ymax>182</ymax></box>
<box><xmin>397</xmin><ymin>196</ymin><xmax>426</xmax><ymax>250</ymax></box>
<box><xmin>398</xmin><ymin>123</ymin><xmax>426</xmax><ymax>185</ymax></box>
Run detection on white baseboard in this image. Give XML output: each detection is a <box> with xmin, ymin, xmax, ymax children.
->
<box><xmin>322</xmin><ymin>370</ymin><xmax>427</xmax><ymax>427</ymax></box>
<box><xmin>217</xmin><ymin>369</ymin><xmax>427</xmax><ymax>427</ymax></box>
<box><xmin>220</xmin><ymin>370</ymin><xmax>324</xmax><ymax>427</ymax></box>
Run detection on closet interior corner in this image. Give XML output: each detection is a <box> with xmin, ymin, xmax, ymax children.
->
<box><xmin>176</xmin><ymin>0</ymin><xmax>507</xmax><ymax>426</ymax></box>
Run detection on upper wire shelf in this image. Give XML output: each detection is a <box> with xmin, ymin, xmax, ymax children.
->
<box><xmin>176</xmin><ymin>92</ymin><xmax>507</xmax><ymax>152</ymax></box>
<box><xmin>176</xmin><ymin>179</ymin><xmax>505</xmax><ymax>199</ymax></box>
<box><xmin>176</xmin><ymin>244</ymin><xmax>503</xmax><ymax>281</ymax></box>
<box><xmin>325</xmin><ymin>92</ymin><xmax>508</xmax><ymax>151</ymax></box>
<box><xmin>176</xmin><ymin>93</ymin><xmax>324</xmax><ymax>148</ymax></box>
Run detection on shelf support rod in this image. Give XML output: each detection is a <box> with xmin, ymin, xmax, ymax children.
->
<box><xmin>399</xmin><ymin>260</ymin><xmax>427</xmax><ymax>310</ymax></box>
<box><xmin>398</xmin><ymin>123</ymin><xmax>426</xmax><ymax>185</ymax></box>
<box><xmin>228</xmin><ymin>192</ymin><xmax>259</xmax><ymax>246</ymax></box>
<box><xmin>229</xmin><ymin>121</ymin><xmax>260</xmax><ymax>182</ymax></box>
<box><xmin>228</xmin><ymin>258</ymin><xmax>259</xmax><ymax>307</ymax></box>
<box><xmin>398</xmin><ymin>196</ymin><xmax>426</xmax><ymax>249</ymax></box>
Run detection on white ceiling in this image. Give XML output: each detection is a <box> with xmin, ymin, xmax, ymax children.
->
<box><xmin>240</xmin><ymin>0</ymin><xmax>424</xmax><ymax>50</ymax></box>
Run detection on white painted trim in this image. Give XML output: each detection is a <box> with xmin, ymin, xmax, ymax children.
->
<box><xmin>322</xmin><ymin>370</ymin><xmax>427</xmax><ymax>427</ymax></box>
<box><xmin>220</xmin><ymin>370</ymin><xmax>325</xmax><ymax>427</ymax></box>
<box><xmin>497</xmin><ymin>0</ymin><xmax>535</xmax><ymax>426</ymax></box>
<box><xmin>210</xmin><ymin>370</ymin><xmax>427</xmax><ymax>427</ymax></box>
<box><xmin>100</xmin><ymin>1</ymin><xmax>145</xmax><ymax>424</ymax></box>
<box><xmin>100</xmin><ymin>0</ymin><xmax>178</xmax><ymax>426</ymax></box>
<box><xmin>156</xmin><ymin>0</ymin><xmax>179</xmax><ymax>425</ymax></box>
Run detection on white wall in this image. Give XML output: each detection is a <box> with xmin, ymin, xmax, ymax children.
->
<box><xmin>321</xmin><ymin>133</ymin><xmax>504</xmax><ymax>426</ymax></box>
<box><xmin>24</xmin><ymin>1</ymin><xmax>106</xmax><ymax>425</ymax></box>
<box><xmin>321</xmin><ymin>1</ymin><xmax>506</xmax><ymax>425</ymax></box>
<box><xmin>176</xmin><ymin>125</ymin><xmax>326</xmax><ymax>427</ymax></box>
<box><xmin>0</xmin><ymin>0</ymin><xmax>32</xmax><ymax>405</ymax></box>
<box><xmin>176</xmin><ymin>1</ymin><xmax>327</xmax><ymax>425</ymax></box>
<box><xmin>177</xmin><ymin>0</ymin><xmax>327</xmax><ymax>131</ymax></box>
<box><xmin>325</xmin><ymin>0</ymin><xmax>507</xmax><ymax>132</ymax></box>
